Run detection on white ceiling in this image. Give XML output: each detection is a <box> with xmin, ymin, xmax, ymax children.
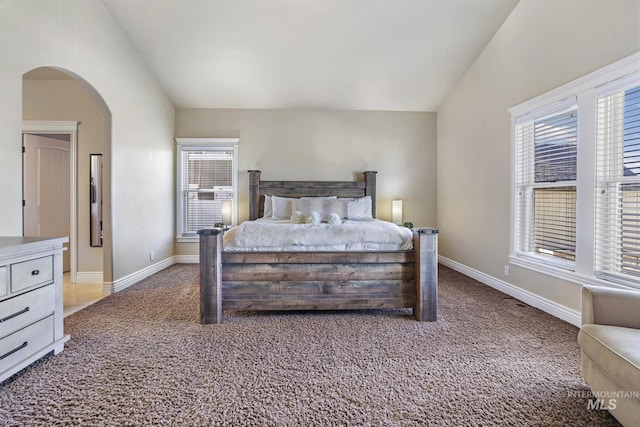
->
<box><xmin>102</xmin><ymin>0</ymin><xmax>519</xmax><ymax>112</ymax></box>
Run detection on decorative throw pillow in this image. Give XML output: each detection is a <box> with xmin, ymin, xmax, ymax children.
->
<box><xmin>292</xmin><ymin>198</ymin><xmax>347</xmax><ymax>221</ymax></box>
<box><xmin>306</xmin><ymin>211</ymin><xmax>322</xmax><ymax>225</ymax></box>
<box><xmin>291</xmin><ymin>210</ymin><xmax>305</xmax><ymax>224</ymax></box>
<box><xmin>327</xmin><ymin>212</ymin><xmax>343</xmax><ymax>225</ymax></box>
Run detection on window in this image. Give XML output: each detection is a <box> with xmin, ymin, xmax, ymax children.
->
<box><xmin>596</xmin><ymin>84</ymin><xmax>640</xmax><ymax>285</ymax></box>
<box><xmin>515</xmin><ymin>105</ymin><xmax>578</xmax><ymax>266</ymax></box>
<box><xmin>509</xmin><ymin>51</ymin><xmax>640</xmax><ymax>290</ymax></box>
<box><xmin>175</xmin><ymin>138</ymin><xmax>238</xmax><ymax>241</ymax></box>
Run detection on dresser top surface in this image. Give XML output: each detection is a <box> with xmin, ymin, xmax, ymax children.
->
<box><xmin>0</xmin><ymin>236</ymin><xmax>68</xmax><ymax>258</ymax></box>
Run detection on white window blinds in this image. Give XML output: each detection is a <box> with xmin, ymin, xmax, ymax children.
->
<box><xmin>515</xmin><ymin>106</ymin><xmax>578</xmax><ymax>263</ymax></box>
<box><xmin>596</xmin><ymin>84</ymin><xmax>640</xmax><ymax>283</ymax></box>
<box><xmin>177</xmin><ymin>146</ymin><xmax>235</xmax><ymax>237</ymax></box>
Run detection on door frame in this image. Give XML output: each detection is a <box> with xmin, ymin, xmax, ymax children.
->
<box><xmin>22</xmin><ymin>120</ymin><xmax>78</xmax><ymax>282</ymax></box>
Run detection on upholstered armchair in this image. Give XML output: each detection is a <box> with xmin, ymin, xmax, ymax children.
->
<box><xmin>578</xmin><ymin>285</ymin><xmax>640</xmax><ymax>426</ymax></box>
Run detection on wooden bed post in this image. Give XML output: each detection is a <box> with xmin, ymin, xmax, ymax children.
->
<box><xmin>413</xmin><ymin>228</ymin><xmax>439</xmax><ymax>321</ymax></box>
<box><xmin>364</xmin><ymin>171</ymin><xmax>377</xmax><ymax>218</ymax></box>
<box><xmin>198</xmin><ymin>228</ymin><xmax>223</xmax><ymax>324</ymax></box>
<box><xmin>248</xmin><ymin>170</ymin><xmax>261</xmax><ymax>221</ymax></box>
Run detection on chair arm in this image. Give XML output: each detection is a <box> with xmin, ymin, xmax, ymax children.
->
<box><xmin>582</xmin><ymin>285</ymin><xmax>640</xmax><ymax>328</ymax></box>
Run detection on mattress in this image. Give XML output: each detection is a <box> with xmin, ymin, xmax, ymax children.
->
<box><xmin>223</xmin><ymin>218</ymin><xmax>413</xmax><ymax>251</ymax></box>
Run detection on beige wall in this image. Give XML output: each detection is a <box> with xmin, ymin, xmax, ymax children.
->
<box><xmin>176</xmin><ymin>108</ymin><xmax>437</xmax><ymax>255</ymax></box>
<box><xmin>0</xmin><ymin>0</ymin><xmax>175</xmax><ymax>283</ymax></box>
<box><xmin>437</xmin><ymin>0</ymin><xmax>640</xmax><ymax>312</ymax></box>
<box><xmin>23</xmin><ymin>78</ymin><xmax>104</xmax><ymax>273</ymax></box>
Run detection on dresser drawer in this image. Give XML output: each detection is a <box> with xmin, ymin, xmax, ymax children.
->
<box><xmin>0</xmin><ymin>285</ymin><xmax>55</xmax><ymax>339</ymax></box>
<box><xmin>10</xmin><ymin>256</ymin><xmax>53</xmax><ymax>293</ymax></box>
<box><xmin>0</xmin><ymin>315</ymin><xmax>54</xmax><ymax>374</ymax></box>
<box><xmin>0</xmin><ymin>266</ymin><xmax>6</xmax><ymax>298</ymax></box>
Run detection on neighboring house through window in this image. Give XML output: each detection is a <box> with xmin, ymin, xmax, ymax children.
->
<box><xmin>175</xmin><ymin>138</ymin><xmax>239</xmax><ymax>242</ymax></box>
<box><xmin>510</xmin><ymin>52</ymin><xmax>640</xmax><ymax>290</ymax></box>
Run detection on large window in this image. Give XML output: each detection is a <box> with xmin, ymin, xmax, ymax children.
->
<box><xmin>175</xmin><ymin>138</ymin><xmax>238</xmax><ymax>241</ymax></box>
<box><xmin>596</xmin><ymin>84</ymin><xmax>640</xmax><ymax>285</ymax></box>
<box><xmin>515</xmin><ymin>106</ymin><xmax>578</xmax><ymax>266</ymax></box>
<box><xmin>509</xmin><ymin>52</ymin><xmax>640</xmax><ymax>290</ymax></box>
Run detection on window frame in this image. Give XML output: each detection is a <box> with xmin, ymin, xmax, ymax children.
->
<box><xmin>175</xmin><ymin>138</ymin><xmax>239</xmax><ymax>243</ymax></box>
<box><xmin>513</xmin><ymin>101</ymin><xmax>578</xmax><ymax>270</ymax></box>
<box><xmin>508</xmin><ymin>51</ymin><xmax>640</xmax><ymax>291</ymax></box>
<box><xmin>594</xmin><ymin>76</ymin><xmax>640</xmax><ymax>287</ymax></box>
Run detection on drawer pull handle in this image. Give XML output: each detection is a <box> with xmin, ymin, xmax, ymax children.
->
<box><xmin>31</xmin><ymin>270</ymin><xmax>40</xmax><ymax>276</ymax></box>
<box><xmin>0</xmin><ymin>306</ymin><xmax>30</xmax><ymax>323</ymax></box>
<box><xmin>0</xmin><ymin>341</ymin><xmax>28</xmax><ymax>360</ymax></box>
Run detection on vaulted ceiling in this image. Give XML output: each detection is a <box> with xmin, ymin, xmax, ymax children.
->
<box><xmin>101</xmin><ymin>0</ymin><xmax>519</xmax><ymax>112</ymax></box>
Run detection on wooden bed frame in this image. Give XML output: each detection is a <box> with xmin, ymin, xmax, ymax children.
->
<box><xmin>198</xmin><ymin>170</ymin><xmax>439</xmax><ymax>324</ymax></box>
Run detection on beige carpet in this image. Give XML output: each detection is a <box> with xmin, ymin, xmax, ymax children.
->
<box><xmin>0</xmin><ymin>265</ymin><xmax>619</xmax><ymax>426</ymax></box>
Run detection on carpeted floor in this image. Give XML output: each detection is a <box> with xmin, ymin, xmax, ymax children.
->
<box><xmin>0</xmin><ymin>264</ymin><xmax>620</xmax><ymax>426</ymax></box>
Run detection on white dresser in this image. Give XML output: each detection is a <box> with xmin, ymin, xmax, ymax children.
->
<box><xmin>0</xmin><ymin>236</ymin><xmax>69</xmax><ymax>383</ymax></box>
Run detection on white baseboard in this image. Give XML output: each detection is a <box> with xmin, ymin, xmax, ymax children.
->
<box><xmin>99</xmin><ymin>255</ymin><xmax>198</xmax><ymax>295</ymax></box>
<box><xmin>103</xmin><ymin>257</ymin><xmax>176</xmax><ymax>294</ymax></box>
<box><xmin>174</xmin><ymin>254</ymin><xmax>199</xmax><ymax>264</ymax></box>
<box><xmin>75</xmin><ymin>271</ymin><xmax>103</xmax><ymax>284</ymax></box>
<box><xmin>439</xmin><ymin>256</ymin><xmax>581</xmax><ymax>327</ymax></box>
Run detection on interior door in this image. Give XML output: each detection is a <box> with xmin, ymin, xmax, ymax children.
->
<box><xmin>23</xmin><ymin>133</ymin><xmax>71</xmax><ymax>272</ymax></box>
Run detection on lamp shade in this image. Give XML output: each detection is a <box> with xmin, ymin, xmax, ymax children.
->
<box><xmin>221</xmin><ymin>199</ymin><xmax>232</xmax><ymax>225</ymax></box>
<box><xmin>392</xmin><ymin>200</ymin><xmax>403</xmax><ymax>225</ymax></box>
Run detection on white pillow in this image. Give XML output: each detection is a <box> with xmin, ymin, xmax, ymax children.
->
<box><xmin>263</xmin><ymin>195</ymin><xmax>273</xmax><ymax>218</ymax></box>
<box><xmin>271</xmin><ymin>195</ymin><xmax>296</xmax><ymax>219</ymax></box>
<box><xmin>300</xmin><ymin>196</ymin><xmax>337</xmax><ymax>200</ymax></box>
<box><xmin>346</xmin><ymin>196</ymin><xmax>373</xmax><ymax>220</ymax></box>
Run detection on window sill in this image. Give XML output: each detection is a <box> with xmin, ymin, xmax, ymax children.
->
<box><xmin>509</xmin><ymin>254</ymin><xmax>576</xmax><ymax>281</ymax></box>
<box><xmin>176</xmin><ymin>236</ymin><xmax>199</xmax><ymax>243</ymax></box>
<box><xmin>509</xmin><ymin>254</ymin><xmax>640</xmax><ymax>291</ymax></box>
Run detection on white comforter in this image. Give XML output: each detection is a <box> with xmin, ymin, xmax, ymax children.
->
<box><xmin>223</xmin><ymin>218</ymin><xmax>413</xmax><ymax>251</ymax></box>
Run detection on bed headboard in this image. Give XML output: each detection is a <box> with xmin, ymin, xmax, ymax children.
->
<box><xmin>248</xmin><ymin>170</ymin><xmax>377</xmax><ymax>220</ymax></box>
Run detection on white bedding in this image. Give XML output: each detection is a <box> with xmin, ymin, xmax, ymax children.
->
<box><xmin>223</xmin><ymin>218</ymin><xmax>414</xmax><ymax>251</ymax></box>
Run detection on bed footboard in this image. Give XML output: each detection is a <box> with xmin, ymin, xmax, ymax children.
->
<box><xmin>198</xmin><ymin>228</ymin><xmax>438</xmax><ymax>324</ymax></box>
<box><xmin>413</xmin><ymin>228</ymin><xmax>439</xmax><ymax>321</ymax></box>
<box><xmin>198</xmin><ymin>228</ymin><xmax>223</xmax><ymax>324</ymax></box>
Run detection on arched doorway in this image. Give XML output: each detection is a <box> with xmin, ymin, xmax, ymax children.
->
<box><xmin>22</xmin><ymin>66</ymin><xmax>112</xmax><ymax>300</ymax></box>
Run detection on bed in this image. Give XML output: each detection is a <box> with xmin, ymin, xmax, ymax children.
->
<box><xmin>198</xmin><ymin>170</ymin><xmax>439</xmax><ymax>323</ymax></box>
